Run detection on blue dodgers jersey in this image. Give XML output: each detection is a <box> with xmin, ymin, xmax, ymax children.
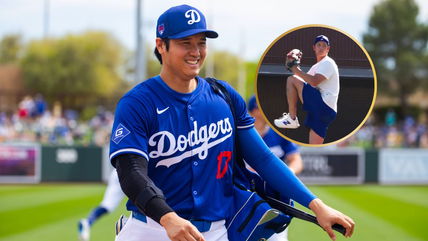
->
<box><xmin>109</xmin><ymin>76</ymin><xmax>254</xmax><ymax>221</ymax></box>
<box><xmin>262</xmin><ymin>129</ymin><xmax>299</xmax><ymax>161</ymax></box>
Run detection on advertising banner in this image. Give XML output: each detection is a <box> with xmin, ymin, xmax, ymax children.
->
<box><xmin>0</xmin><ymin>143</ymin><xmax>41</xmax><ymax>183</ymax></box>
<box><xmin>298</xmin><ymin>147</ymin><xmax>365</xmax><ymax>184</ymax></box>
<box><xmin>41</xmin><ymin>146</ymin><xmax>102</xmax><ymax>182</ymax></box>
<box><xmin>379</xmin><ymin>149</ymin><xmax>428</xmax><ymax>184</ymax></box>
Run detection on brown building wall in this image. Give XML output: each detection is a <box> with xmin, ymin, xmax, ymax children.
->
<box><xmin>0</xmin><ymin>64</ymin><xmax>26</xmax><ymax>113</ymax></box>
<box><xmin>261</xmin><ymin>26</ymin><xmax>371</xmax><ymax>68</ymax></box>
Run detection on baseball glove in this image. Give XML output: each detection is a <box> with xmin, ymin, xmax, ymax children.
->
<box><xmin>285</xmin><ymin>49</ymin><xmax>302</xmax><ymax>71</ymax></box>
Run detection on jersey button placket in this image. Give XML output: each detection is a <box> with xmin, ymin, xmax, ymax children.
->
<box><xmin>187</xmin><ymin>104</ymin><xmax>194</xmax><ymax>154</ymax></box>
<box><xmin>188</xmin><ymin>105</ymin><xmax>194</xmax><ymax>121</ymax></box>
<box><xmin>186</xmin><ymin>104</ymin><xmax>198</xmax><ymax>203</ymax></box>
<box><xmin>191</xmin><ymin>158</ymin><xmax>201</xmax><ymax>209</ymax></box>
<box><xmin>187</xmin><ymin>102</ymin><xmax>202</xmax><ymax>211</ymax></box>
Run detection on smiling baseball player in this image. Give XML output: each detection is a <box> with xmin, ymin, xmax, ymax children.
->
<box><xmin>109</xmin><ymin>4</ymin><xmax>354</xmax><ymax>241</ymax></box>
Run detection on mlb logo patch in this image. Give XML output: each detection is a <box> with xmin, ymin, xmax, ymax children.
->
<box><xmin>158</xmin><ymin>24</ymin><xmax>165</xmax><ymax>36</ymax></box>
<box><xmin>112</xmin><ymin>123</ymin><xmax>130</xmax><ymax>144</ymax></box>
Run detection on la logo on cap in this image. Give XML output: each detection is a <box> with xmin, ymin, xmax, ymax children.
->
<box><xmin>185</xmin><ymin>9</ymin><xmax>200</xmax><ymax>25</ymax></box>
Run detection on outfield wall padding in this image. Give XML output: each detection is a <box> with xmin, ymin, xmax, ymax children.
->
<box><xmin>365</xmin><ymin>149</ymin><xmax>378</xmax><ymax>183</ymax></box>
<box><xmin>41</xmin><ymin>146</ymin><xmax>102</xmax><ymax>182</ymax></box>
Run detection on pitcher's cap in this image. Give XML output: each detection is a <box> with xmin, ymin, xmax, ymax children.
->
<box><xmin>314</xmin><ymin>35</ymin><xmax>330</xmax><ymax>46</ymax></box>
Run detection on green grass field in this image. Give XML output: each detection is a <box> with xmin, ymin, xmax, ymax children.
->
<box><xmin>0</xmin><ymin>185</ymin><xmax>427</xmax><ymax>241</ymax></box>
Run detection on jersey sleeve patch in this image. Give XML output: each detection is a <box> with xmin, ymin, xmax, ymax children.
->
<box><xmin>112</xmin><ymin>123</ymin><xmax>131</xmax><ymax>144</ymax></box>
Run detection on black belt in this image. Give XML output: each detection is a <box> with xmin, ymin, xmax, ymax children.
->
<box><xmin>132</xmin><ymin>212</ymin><xmax>212</xmax><ymax>233</ymax></box>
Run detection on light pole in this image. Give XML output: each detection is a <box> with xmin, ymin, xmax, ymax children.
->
<box><xmin>43</xmin><ymin>0</ymin><xmax>50</xmax><ymax>38</ymax></box>
<box><xmin>135</xmin><ymin>0</ymin><xmax>146</xmax><ymax>83</ymax></box>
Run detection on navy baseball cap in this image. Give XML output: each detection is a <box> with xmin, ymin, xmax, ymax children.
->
<box><xmin>247</xmin><ymin>95</ymin><xmax>258</xmax><ymax>112</ymax></box>
<box><xmin>156</xmin><ymin>5</ymin><xmax>218</xmax><ymax>39</ymax></box>
<box><xmin>314</xmin><ymin>35</ymin><xmax>330</xmax><ymax>46</ymax></box>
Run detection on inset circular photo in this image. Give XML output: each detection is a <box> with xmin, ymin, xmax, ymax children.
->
<box><xmin>256</xmin><ymin>25</ymin><xmax>377</xmax><ymax>146</ymax></box>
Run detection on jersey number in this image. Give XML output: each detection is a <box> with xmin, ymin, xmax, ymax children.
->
<box><xmin>216</xmin><ymin>151</ymin><xmax>232</xmax><ymax>179</ymax></box>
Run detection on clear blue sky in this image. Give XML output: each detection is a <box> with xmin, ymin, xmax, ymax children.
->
<box><xmin>1</xmin><ymin>0</ymin><xmax>427</xmax><ymax>61</ymax></box>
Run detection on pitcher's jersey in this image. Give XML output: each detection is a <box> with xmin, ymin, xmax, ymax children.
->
<box><xmin>109</xmin><ymin>75</ymin><xmax>254</xmax><ymax>221</ymax></box>
<box><xmin>307</xmin><ymin>56</ymin><xmax>339</xmax><ymax>112</ymax></box>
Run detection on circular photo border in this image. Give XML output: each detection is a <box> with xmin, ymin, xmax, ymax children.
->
<box><xmin>255</xmin><ymin>24</ymin><xmax>377</xmax><ymax>147</ymax></box>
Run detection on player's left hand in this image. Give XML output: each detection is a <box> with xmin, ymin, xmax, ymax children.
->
<box><xmin>309</xmin><ymin>198</ymin><xmax>355</xmax><ymax>240</ymax></box>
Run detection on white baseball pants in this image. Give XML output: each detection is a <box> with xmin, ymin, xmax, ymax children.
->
<box><xmin>115</xmin><ymin>214</ymin><xmax>228</xmax><ymax>241</ymax></box>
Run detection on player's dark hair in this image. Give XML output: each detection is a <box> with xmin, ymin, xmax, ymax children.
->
<box><xmin>154</xmin><ymin>38</ymin><xmax>170</xmax><ymax>64</ymax></box>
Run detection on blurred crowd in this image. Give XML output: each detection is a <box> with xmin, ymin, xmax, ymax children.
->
<box><xmin>340</xmin><ymin>110</ymin><xmax>428</xmax><ymax>148</ymax></box>
<box><xmin>0</xmin><ymin>95</ymin><xmax>113</xmax><ymax>146</ymax></box>
<box><xmin>1</xmin><ymin>96</ymin><xmax>427</xmax><ymax>148</ymax></box>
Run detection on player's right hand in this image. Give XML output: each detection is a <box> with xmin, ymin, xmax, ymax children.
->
<box><xmin>285</xmin><ymin>49</ymin><xmax>303</xmax><ymax>71</ymax></box>
<box><xmin>287</xmin><ymin>49</ymin><xmax>303</xmax><ymax>61</ymax></box>
<box><xmin>309</xmin><ymin>198</ymin><xmax>355</xmax><ymax>240</ymax></box>
<box><xmin>160</xmin><ymin>212</ymin><xmax>206</xmax><ymax>241</ymax></box>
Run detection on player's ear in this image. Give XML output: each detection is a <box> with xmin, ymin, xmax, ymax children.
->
<box><xmin>156</xmin><ymin>38</ymin><xmax>166</xmax><ymax>54</ymax></box>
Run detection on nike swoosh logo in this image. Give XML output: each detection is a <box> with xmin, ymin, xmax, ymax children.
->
<box><xmin>156</xmin><ymin>107</ymin><xmax>169</xmax><ymax>114</ymax></box>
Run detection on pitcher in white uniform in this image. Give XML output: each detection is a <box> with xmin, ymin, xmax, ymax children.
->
<box><xmin>274</xmin><ymin>35</ymin><xmax>339</xmax><ymax>144</ymax></box>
